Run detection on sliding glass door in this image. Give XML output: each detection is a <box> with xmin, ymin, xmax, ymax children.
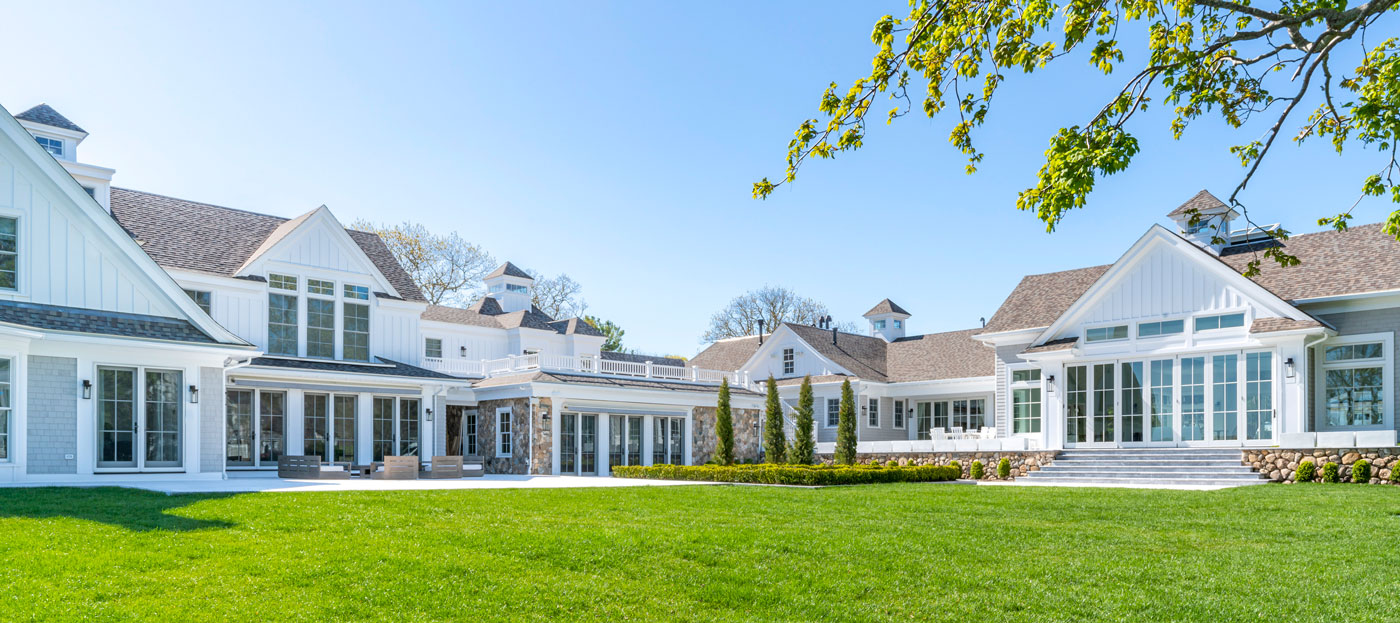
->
<box><xmin>98</xmin><ymin>366</ymin><xmax>184</xmax><ymax>470</ymax></box>
<box><xmin>227</xmin><ymin>389</ymin><xmax>286</xmax><ymax>468</ymax></box>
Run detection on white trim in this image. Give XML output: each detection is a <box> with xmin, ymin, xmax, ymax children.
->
<box><xmin>496</xmin><ymin>406</ymin><xmax>513</xmax><ymax>457</ymax></box>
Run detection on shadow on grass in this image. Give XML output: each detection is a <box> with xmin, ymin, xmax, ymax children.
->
<box><xmin>0</xmin><ymin>487</ymin><xmax>239</xmax><ymax>532</ymax></box>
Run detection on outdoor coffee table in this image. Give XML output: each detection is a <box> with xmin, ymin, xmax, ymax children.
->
<box><xmin>349</xmin><ymin>464</ymin><xmax>375</xmax><ymax>478</ymax></box>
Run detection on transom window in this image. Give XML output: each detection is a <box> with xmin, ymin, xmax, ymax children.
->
<box><xmin>1085</xmin><ymin>325</ymin><xmax>1128</xmax><ymax>343</ymax></box>
<box><xmin>1138</xmin><ymin>319</ymin><xmax>1185</xmax><ymax>337</ymax></box>
<box><xmin>1195</xmin><ymin>312</ymin><xmax>1245</xmax><ymax>331</ymax></box>
<box><xmin>307</xmin><ymin>279</ymin><xmax>335</xmax><ymax>296</ymax></box>
<box><xmin>425</xmin><ymin>338</ymin><xmax>443</xmax><ymax>359</ymax></box>
<box><xmin>269</xmin><ymin>274</ymin><xmax>297</xmax><ymax>291</ymax></box>
<box><xmin>183</xmin><ymin>289</ymin><xmax>212</xmax><ymax>314</ymax></box>
<box><xmin>0</xmin><ymin>217</ymin><xmax>16</xmax><ymax>290</ymax></box>
<box><xmin>344</xmin><ymin>284</ymin><xmax>369</xmax><ymax>300</ymax></box>
<box><xmin>1323</xmin><ymin>339</ymin><xmax>1387</xmax><ymax>428</ymax></box>
<box><xmin>1011</xmin><ymin>369</ymin><xmax>1041</xmax><ymax>383</ymax></box>
<box><xmin>782</xmin><ymin>348</ymin><xmax>795</xmax><ymax>375</ymax></box>
<box><xmin>34</xmin><ymin>135</ymin><xmax>63</xmax><ymax>157</ymax></box>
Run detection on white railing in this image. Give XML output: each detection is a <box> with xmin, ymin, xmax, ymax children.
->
<box><xmin>421</xmin><ymin>352</ymin><xmax>748</xmax><ymax>386</ymax></box>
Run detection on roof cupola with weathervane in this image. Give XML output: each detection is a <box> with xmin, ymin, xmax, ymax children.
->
<box><xmin>483</xmin><ymin>261</ymin><xmax>534</xmax><ymax>313</ymax></box>
<box><xmin>1167</xmin><ymin>189</ymin><xmax>1238</xmax><ymax>254</ymax></box>
<box><xmin>13</xmin><ymin>103</ymin><xmax>115</xmax><ymax>211</ymax></box>
<box><xmin>863</xmin><ymin>298</ymin><xmax>911</xmax><ymax>341</ymax></box>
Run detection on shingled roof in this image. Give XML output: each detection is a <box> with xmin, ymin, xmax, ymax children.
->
<box><xmin>687</xmin><ymin>335</ymin><xmax>761</xmax><ymax>371</ymax></box>
<box><xmin>109</xmin><ymin>188</ymin><xmax>426</xmax><ymax>301</ymax></box>
<box><xmin>864</xmin><ymin>298</ymin><xmax>911</xmax><ymax>317</ymax></box>
<box><xmin>0</xmin><ymin>300</ymin><xmax>219</xmax><ymax>344</ymax></box>
<box><xmin>423</xmin><ymin>301</ymin><xmax>598</xmax><ymax>336</ymax></box>
<box><xmin>983</xmin><ymin>220</ymin><xmax>1400</xmax><ymax>334</ymax></box>
<box><xmin>15</xmin><ymin>104</ymin><xmax>85</xmax><ymax>134</ymax></box>
<box><xmin>486</xmin><ymin>261</ymin><xmax>532</xmax><ymax>280</ymax></box>
<box><xmin>1166</xmin><ymin>189</ymin><xmax>1231</xmax><ymax>218</ymax></box>
<box><xmin>886</xmin><ymin>329</ymin><xmax>995</xmax><ymax>381</ymax></box>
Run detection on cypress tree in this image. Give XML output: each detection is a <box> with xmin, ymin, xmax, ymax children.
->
<box><xmin>789</xmin><ymin>375</ymin><xmax>816</xmax><ymax>464</ymax></box>
<box><xmin>715</xmin><ymin>377</ymin><xmax>734</xmax><ymax>465</ymax></box>
<box><xmin>834</xmin><ymin>378</ymin><xmax>858</xmax><ymax>465</ymax></box>
<box><xmin>762</xmin><ymin>375</ymin><xmax>786</xmax><ymax>464</ymax></box>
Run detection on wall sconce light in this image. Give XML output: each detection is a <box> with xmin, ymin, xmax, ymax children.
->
<box><xmin>459</xmin><ymin>346</ymin><xmax>467</xmax><ymax>357</ymax></box>
<box><xmin>1045</xmin><ymin>375</ymin><xmax>1055</xmax><ymax>385</ymax></box>
<box><xmin>81</xmin><ymin>379</ymin><xmax>92</xmax><ymax>400</ymax></box>
<box><xmin>189</xmin><ymin>385</ymin><xmax>199</xmax><ymax>404</ymax></box>
<box><xmin>425</xmin><ymin>407</ymin><xmax>434</xmax><ymax>422</ymax></box>
<box><xmin>1285</xmin><ymin>357</ymin><xmax>1295</xmax><ymax>379</ymax></box>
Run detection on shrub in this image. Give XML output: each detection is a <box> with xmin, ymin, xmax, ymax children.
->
<box><xmin>1391</xmin><ymin>465</ymin><xmax>1400</xmax><ymax>484</ymax></box>
<box><xmin>1322</xmin><ymin>461</ymin><xmax>1340</xmax><ymax>483</ymax></box>
<box><xmin>790</xmin><ymin>376</ymin><xmax>816</xmax><ymax>465</ymax></box>
<box><xmin>1294</xmin><ymin>460</ymin><xmax>1316</xmax><ymax>483</ymax></box>
<box><xmin>834</xmin><ymin>379</ymin><xmax>858</xmax><ymax>465</ymax></box>
<box><xmin>997</xmin><ymin>457</ymin><xmax>1012</xmax><ymax>479</ymax></box>
<box><xmin>1353</xmin><ymin>459</ymin><xmax>1372</xmax><ymax>483</ymax></box>
<box><xmin>762</xmin><ymin>375</ymin><xmax>786</xmax><ymax>464</ymax></box>
<box><xmin>715</xmin><ymin>378</ymin><xmax>734</xmax><ymax>465</ymax></box>
<box><xmin>949</xmin><ymin>460</ymin><xmax>962</xmax><ymax>478</ymax></box>
<box><xmin>971</xmin><ymin>460</ymin><xmax>984</xmax><ymax>480</ymax></box>
<box><xmin>886</xmin><ymin>460</ymin><xmax>898</xmax><ymax>468</ymax></box>
<box><xmin>610</xmin><ymin>463</ymin><xmax>961</xmax><ymax>486</ymax></box>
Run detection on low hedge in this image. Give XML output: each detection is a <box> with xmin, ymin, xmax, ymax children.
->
<box><xmin>611</xmin><ymin>463</ymin><xmax>961</xmax><ymax>486</ymax></box>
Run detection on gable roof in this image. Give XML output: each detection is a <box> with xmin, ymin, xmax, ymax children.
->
<box><xmin>786</xmin><ymin>323</ymin><xmax>890</xmax><ymax>381</ymax></box>
<box><xmin>15</xmin><ymin>104</ymin><xmax>85</xmax><ymax>134</ymax></box>
<box><xmin>886</xmin><ymin>329</ymin><xmax>995</xmax><ymax>381</ymax></box>
<box><xmin>109</xmin><ymin>187</ymin><xmax>425</xmax><ymax>302</ymax></box>
<box><xmin>548</xmin><ymin>317</ymin><xmax>605</xmax><ymax>337</ymax></box>
<box><xmin>486</xmin><ymin>261</ymin><xmax>532</xmax><ymax>280</ymax></box>
<box><xmin>984</xmin><ymin>221</ymin><xmax>1400</xmax><ymax>334</ymax></box>
<box><xmin>1166</xmin><ymin>189</ymin><xmax>1231</xmax><ymax>218</ymax></box>
<box><xmin>864</xmin><ymin>298</ymin><xmax>911</xmax><ymax>317</ymax></box>
<box><xmin>688</xmin><ymin>335</ymin><xmax>761</xmax><ymax>371</ymax></box>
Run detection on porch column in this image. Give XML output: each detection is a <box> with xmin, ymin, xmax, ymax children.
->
<box><xmin>1043</xmin><ymin>366</ymin><xmax>1066</xmax><ymax>450</ymax></box>
<box><xmin>357</xmin><ymin>393</ymin><xmax>374</xmax><ymax>464</ymax></box>
<box><xmin>598</xmin><ymin>412</ymin><xmax>611</xmax><ymax>476</ymax></box>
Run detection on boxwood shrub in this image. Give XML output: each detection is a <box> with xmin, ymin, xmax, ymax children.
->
<box><xmin>970</xmin><ymin>460</ymin><xmax>984</xmax><ymax>480</ymax></box>
<box><xmin>1322</xmin><ymin>461</ymin><xmax>1340</xmax><ymax>484</ymax></box>
<box><xmin>997</xmin><ymin>457</ymin><xmax>1011</xmax><ymax>479</ymax></box>
<box><xmin>1294</xmin><ymin>460</ymin><xmax>1316</xmax><ymax>483</ymax></box>
<box><xmin>611</xmin><ymin>463</ymin><xmax>960</xmax><ymax>486</ymax></box>
<box><xmin>1352</xmin><ymin>459</ymin><xmax>1372</xmax><ymax>483</ymax></box>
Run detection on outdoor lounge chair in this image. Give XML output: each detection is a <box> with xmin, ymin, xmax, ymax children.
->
<box><xmin>462</xmin><ymin>455</ymin><xmax>486</xmax><ymax>478</ymax></box>
<box><xmin>370</xmin><ymin>455</ymin><xmax>420</xmax><ymax>480</ymax></box>
<box><xmin>277</xmin><ymin>455</ymin><xmax>350</xmax><ymax>480</ymax></box>
<box><xmin>423</xmin><ymin>455</ymin><xmax>463</xmax><ymax>479</ymax></box>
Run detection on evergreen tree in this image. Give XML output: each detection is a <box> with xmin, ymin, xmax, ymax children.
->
<box><xmin>789</xmin><ymin>375</ymin><xmax>816</xmax><ymax>465</ymax></box>
<box><xmin>715</xmin><ymin>378</ymin><xmax>734</xmax><ymax>465</ymax></box>
<box><xmin>762</xmin><ymin>375</ymin><xmax>786</xmax><ymax>464</ymax></box>
<box><xmin>834</xmin><ymin>378</ymin><xmax>858</xmax><ymax>465</ymax></box>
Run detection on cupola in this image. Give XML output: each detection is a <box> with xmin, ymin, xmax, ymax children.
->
<box><xmin>863</xmin><ymin>299</ymin><xmax>911</xmax><ymax>341</ymax></box>
<box><xmin>14</xmin><ymin>103</ymin><xmax>115</xmax><ymax>211</ymax></box>
<box><xmin>1167</xmin><ymin>189</ymin><xmax>1238</xmax><ymax>254</ymax></box>
<box><xmin>483</xmin><ymin>261</ymin><xmax>533</xmax><ymax>313</ymax></box>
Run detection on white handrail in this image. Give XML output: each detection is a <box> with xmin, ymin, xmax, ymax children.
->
<box><xmin>419</xmin><ymin>352</ymin><xmax>741</xmax><ymax>386</ymax></box>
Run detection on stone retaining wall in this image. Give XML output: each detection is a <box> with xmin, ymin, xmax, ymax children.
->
<box><xmin>1245</xmin><ymin>447</ymin><xmax>1400</xmax><ymax>483</ymax></box>
<box><xmin>816</xmin><ymin>451</ymin><xmax>1057</xmax><ymax>479</ymax></box>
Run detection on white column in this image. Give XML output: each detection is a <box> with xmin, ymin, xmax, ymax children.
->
<box><xmin>598</xmin><ymin>412</ymin><xmax>611</xmax><ymax>476</ymax></box>
<box><xmin>287</xmin><ymin>389</ymin><xmax>305</xmax><ymax>457</ymax></box>
<box><xmin>357</xmin><ymin>393</ymin><xmax>374</xmax><ymax>464</ymax></box>
<box><xmin>684</xmin><ymin>407</ymin><xmax>694</xmax><ymax>466</ymax></box>
<box><xmin>642</xmin><ymin>415</ymin><xmax>654</xmax><ymax>465</ymax></box>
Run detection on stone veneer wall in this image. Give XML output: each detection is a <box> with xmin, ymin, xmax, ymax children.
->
<box><xmin>1245</xmin><ymin>447</ymin><xmax>1400</xmax><ymax>483</ymax></box>
<box><xmin>691</xmin><ymin>407</ymin><xmax>761</xmax><ymax>465</ymax></box>
<box><xmin>530</xmin><ymin>398</ymin><xmax>552</xmax><ymax>475</ymax></box>
<box><xmin>817</xmin><ymin>450</ymin><xmax>1057</xmax><ymax>479</ymax></box>
<box><xmin>474</xmin><ymin>397</ymin><xmax>540</xmax><ymax>475</ymax></box>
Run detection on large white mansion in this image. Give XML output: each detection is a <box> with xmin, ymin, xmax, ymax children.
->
<box><xmin>0</xmin><ymin>102</ymin><xmax>1394</xmax><ymax>484</ymax></box>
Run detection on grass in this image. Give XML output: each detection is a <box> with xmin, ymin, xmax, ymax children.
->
<box><xmin>0</xmin><ymin>483</ymin><xmax>1397</xmax><ymax>622</ymax></box>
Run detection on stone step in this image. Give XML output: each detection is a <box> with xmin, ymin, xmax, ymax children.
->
<box><xmin>1037</xmin><ymin>465</ymin><xmax>1257</xmax><ymax>475</ymax></box>
<box><xmin>1012</xmin><ymin>477</ymin><xmax>1268</xmax><ymax>488</ymax></box>
<box><xmin>1052</xmin><ymin>458</ymin><xmax>1247</xmax><ymax>466</ymax></box>
<box><xmin>1058</xmin><ymin>450</ymin><xmax>1243</xmax><ymax>457</ymax></box>
<box><xmin>1024</xmin><ymin>469</ymin><xmax>1264</xmax><ymax>480</ymax></box>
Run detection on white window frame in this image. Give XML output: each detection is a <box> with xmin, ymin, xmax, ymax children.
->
<box><xmin>893</xmin><ymin>399</ymin><xmax>906</xmax><ymax>429</ymax></box>
<box><xmin>269</xmin><ymin>273</ymin><xmax>298</xmax><ymax>292</ymax></box>
<box><xmin>867</xmin><ymin>398</ymin><xmax>879</xmax><ymax>428</ymax></box>
<box><xmin>0</xmin><ymin>214</ymin><xmax>19</xmax><ymax>293</ymax></box>
<box><xmin>497</xmin><ymin>407</ymin><xmax>513</xmax><ymax>456</ymax></box>
<box><xmin>305</xmin><ymin>282</ymin><xmax>336</xmax><ymax>360</ymax></box>
<box><xmin>874</xmin><ymin>319</ymin><xmax>886</xmax><ymax>330</ymax></box>
<box><xmin>343</xmin><ymin>284</ymin><xmax>370</xmax><ymax>300</ymax></box>
<box><xmin>1084</xmin><ymin>324</ymin><xmax>1129</xmax><ymax>343</ymax></box>
<box><xmin>1193</xmin><ymin>311</ymin><xmax>1247</xmax><ymax>333</ymax></box>
<box><xmin>34</xmin><ymin>135</ymin><xmax>63</xmax><ymax>158</ymax></box>
<box><xmin>1316</xmin><ymin>332</ymin><xmax>1394</xmax><ymax>431</ymax></box>
<box><xmin>1136</xmin><ymin>318</ymin><xmax>1185</xmax><ymax>339</ymax></box>
<box><xmin>1009</xmin><ymin>365</ymin><xmax>1042</xmax><ymax>436</ymax></box>
<box><xmin>425</xmin><ymin>338</ymin><xmax>443</xmax><ymax>359</ymax></box>
<box><xmin>825</xmin><ymin>398</ymin><xmax>840</xmax><ymax>428</ymax></box>
<box><xmin>0</xmin><ymin>357</ymin><xmax>11</xmax><ymax>463</ymax></box>
<box><xmin>782</xmin><ymin>348</ymin><xmax>795</xmax><ymax>375</ymax></box>
<box><xmin>183</xmin><ymin>289</ymin><xmax>212</xmax><ymax>315</ymax></box>
<box><xmin>894</xmin><ymin>319</ymin><xmax>903</xmax><ymax>329</ymax></box>
<box><xmin>306</xmin><ymin>278</ymin><xmax>335</xmax><ymax>296</ymax></box>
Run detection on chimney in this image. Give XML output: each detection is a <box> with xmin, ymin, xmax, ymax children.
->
<box><xmin>757</xmin><ymin>319</ymin><xmax>765</xmax><ymax>345</ymax></box>
<box><xmin>831</xmin><ymin>325</ymin><xmax>837</xmax><ymax>345</ymax></box>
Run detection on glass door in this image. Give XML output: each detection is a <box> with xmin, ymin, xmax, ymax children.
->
<box><xmin>332</xmin><ymin>395</ymin><xmax>357</xmax><ymax>463</ymax></box>
<box><xmin>259</xmin><ymin>392</ymin><xmax>285</xmax><ymax>466</ymax></box>
<box><xmin>1212</xmin><ymin>354</ymin><xmax>1239</xmax><ymax>442</ymax></box>
<box><xmin>915</xmin><ymin>402</ymin><xmax>932</xmax><ymax>440</ymax></box>
<box><xmin>1091</xmin><ymin>363</ymin><xmax>1115</xmax><ymax>444</ymax></box>
<box><xmin>1245</xmin><ymin>352</ymin><xmax>1274</xmax><ymax>441</ymax></box>
<box><xmin>97</xmin><ymin>367</ymin><xmax>138</xmax><ymax>469</ymax></box>
<box><xmin>1065</xmin><ymin>365</ymin><xmax>1088</xmax><ymax>445</ymax></box>
<box><xmin>226</xmin><ymin>389</ymin><xmax>255</xmax><ymax>467</ymax></box>
<box><xmin>99</xmin><ymin>367</ymin><xmax>183</xmax><ymax>470</ymax></box>
<box><xmin>561</xmin><ymin>412</ymin><xmax>578</xmax><ymax>474</ymax></box>
<box><xmin>580</xmin><ymin>414</ymin><xmax>597</xmax><ymax>474</ymax></box>
<box><xmin>626</xmin><ymin>416</ymin><xmax>643</xmax><ymax>466</ymax></box>
<box><xmin>1120</xmin><ymin>362</ymin><xmax>1145</xmax><ymax>444</ymax></box>
<box><xmin>1149</xmin><ymin>359</ymin><xmax>1175</xmax><ymax>443</ymax></box>
<box><xmin>1180</xmin><ymin>357</ymin><xmax>1207</xmax><ymax>442</ymax></box>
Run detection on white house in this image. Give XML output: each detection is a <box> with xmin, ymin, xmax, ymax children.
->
<box><xmin>0</xmin><ymin>102</ymin><xmax>759</xmax><ymax>483</ymax></box>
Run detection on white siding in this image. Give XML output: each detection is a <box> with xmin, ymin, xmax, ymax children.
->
<box><xmin>1079</xmin><ymin>243</ymin><xmax>1260</xmax><ymax>326</ymax></box>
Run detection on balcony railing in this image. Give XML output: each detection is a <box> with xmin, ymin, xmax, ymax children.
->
<box><xmin>422</xmin><ymin>354</ymin><xmax>749</xmax><ymax>386</ymax></box>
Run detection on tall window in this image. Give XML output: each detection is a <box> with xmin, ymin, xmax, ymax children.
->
<box><xmin>184</xmin><ymin>289</ymin><xmax>212</xmax><ymax>314</ymax></box>
<box><xmin>782</xmin><ymin>348</ymin><xmax>795</xmax><ymax>375</ymax></box>
<box><xmin>333</xmin><ymin>395</ymin><xmax>357</xmax><ymax>462</ymax></box>
<box><xmin>1323</xmin><ymin>341</ymin><xmax>1385</xmax><ymax>427</ymax></box>
<box><xmin>306</xmin><ymin>298</ymin><xmax>335</xmax><ymax>358</ymax></box>
<box><xmin>826</xmin><ymin>398</ymin><xmax>840</xmax><ymax>427</ymax></box>
<box><xmin>144</xmin><ymin>370</ymin><xmax>183</xmax><ymax>467</ymax></box>
<box><xmin>915</xmin><ymin>402</ymin><xmax>932</xmax><ymax>439</ymax></box>
<box><xmin>1121</xmin><ymin>362</ymin><xmax>1145</xmax><ymax>442</ymax></box>
<box><xmin>304</xmin><ymin>394</ymin><xmax>328</xmax><ymax>459</ymax></box>
<box><xmin>1246</xmin><ymin>352</ymin><xmax>1273</xmax><ymax>440</ymax></box>
<box><xmin>0</xmin><ymin>359</ymin><xmax>9</xmax><ymax>460</ymax></box>
<box><xmin>933</xmin><ymin>401</ymin><xmax>949</xmax><ymax>430</ymax></box>
<box><xmin>498</xmin><ymin>409</ymin><xmax>513</xmax><ymax>456</ymax></box>
<box><xmin>425</xmin><ymin>338</ymin><xmax>443</xmax><ymax>359</ymax></box>
<box><xmin>867</xmin><ymin>398</ymin><xmax>879</xmax><ymax>427</ymax></box>
<box><xmin>399</xmin><ymin>398</ymin><xmax>420</xmax><ymax>456</ymax></box>
<box><xmin>1180</xmin><ymin>357</ymin><xmax>1206</xmax><ymax>441</ymax></box>
<box><xmin>1012</xmin><ymin>368</ymin><xmax>1042</xmax><ymax>434</ymax></box>
<box><xmin>259</xmin><ymin>391</ymin><xmax>285</xmax><ymax>465</ymax></box>
<box><xmin>1066</xmin><ymin>366</ymin><xmax>1088</xmax><ymax>443</ymax></box>
<box><xmin>1150</xmin><ymin>359</ymin><xmax>1174</xmax><ymax>442</ymax></box>
<box><xmin>268</xmin><ymin>293</ymin><xmax>298</xmax><ymax>356</ymax></box>
<box><xmin>372</xmin><ymin>397</ymin><xmax>395</xmax><ymax>461</ymax></box>
<box><xmin>465</xmin><ymin>411</ymin><xmax>478</xmax><ymax>455</ymax></box>
<box><xmin>0</xmin><ymin>217</ymin><xmax>17</xmax><ymax>290</ymax></box>
<box><xmin>893</xmin><ymin>400</ymin><xmax>905</xmax><ymax>429</ymax></box>
<box><xmin>226</xmin><ymin>389</ymin><xmax>255</xmax><ymax>467</ymax></box>
<box><xmin>1212</xmin><ymin>354</ymin><xmax>1239</xmax><ymax>441</ymax></box>
<box><xmin>1092</xmin><ymin>363</ymin><xmax>1115</xmax><ymax>443</ymax></box>
<box><xmin>343</xmin><ymin>303</ymin><xmax>370</xmax><ymax>361</ymax></box>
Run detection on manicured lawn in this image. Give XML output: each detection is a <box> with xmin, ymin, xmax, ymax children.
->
<box><xmin>0</xmin><ymin>483</ymin><xmax>1397</xmax><ymax>621</ymax></box>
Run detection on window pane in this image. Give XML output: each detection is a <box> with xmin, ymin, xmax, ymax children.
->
<box><xmin>399</xmin><ymin>399</ymin><xmax>420</xmax><ymax>457</ymax></box>
<box><xmin>269</xmin><ymin>274</ymin><xmax>297</xmax><ymax>291</ymax></box>
<box><xmin>344</xmin><ymin>284</ymin><xmax>369</xmax><ymax>300</ymax></box>
<box><xmin>333</xmin><ymin>395</ymin><xmax>357</xmax><ymax>463</ymax></box>
<box><xmin>372</xmin><ymin>397</ymin><xmax>394</xmax><ymax>461</ymax></box>
<box><xmin>306</xmin><ymin>298</ymin><xmax>335</xmax><ymax>358</ymax></box>
<box><xmin>304</xmin><ymin>394</ymin><xmax>328</xmax><ymax>459</ymax></box>
<box><xmin>268</xmin><ymin>293</ymin><xmax>298</xmax><ymax>356</ymax></box>
<box><xmin>0</xmin><ymin>217</ymin><xmax>17</xmax><ymax>290</ymax></box>
<box><xmin>307</xmin><ymin>279</ymin><xmax>334</xmax><ymax>296</ymax></box>
<box><xmin>425</xmin><ymin>338</ymin><xmax>442</xmax><ymax>359</ymax></box>
<box><xmin>343</xmin><ymin>303</ymin><xmax>369</xmax><ymax>361</ymax></box>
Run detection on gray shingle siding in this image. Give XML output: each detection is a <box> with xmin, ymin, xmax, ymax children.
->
<box><xmin>199</xmin><ymin>367</ymin><xmax>224</xmax><ymax>473</ymax></box>
<box><xmin>26</xmin><ymin>356</ymin><xmax>77</xmax><ymax>474</ymax></box>
<box><xmin>1314</xmin><ymin>308</ymin><xmax>1400</xmax><ymax>432</ymax></box>
<box><xmin>994</xmin><ymin>344</ymin><xmax>1030</xmax><ymax>439</ymax></box>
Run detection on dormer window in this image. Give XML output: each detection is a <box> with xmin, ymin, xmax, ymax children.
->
<box><xmin>874</xmin><ymin>320</ymin><xmax>886</xmax><ymax>330</ymax></box>
<box><xmin>894</xmin><ymin>319</ymin><xmax>903</xmax><ymax>329</ymax></box>
<box><xmin>34</xmin><ymin>136</ymin><xmax>63</xmax><ymax>158</ymax></box>
<box><xmin>489</xmin><ymin>284</ymin><xmax>504</xmax><ymax>293</ymax></box>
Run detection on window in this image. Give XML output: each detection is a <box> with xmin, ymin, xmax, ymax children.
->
<box><xmin>1195</xmin><ymin>312</ymin><xmax>1245</xmax><ymax>332</ymax></box>
<box><xmin>343</xmin><ymin>303</ymin><xmax>369</xmax><ymax>361</ymax></box>
<box><xmin>96</xmin><ymin>366</ymin><xmax>183</xmax><ymax>469</ymax></box>
<box><xmin>782</xmin><ymin>348</ymin><xmax>795</xmax><ymax>375</ymax></box>
<box><xmin>1246</xmin><ymin>352</ymin><xmax>1273</xmax><ymax>439</ymax></box>
<box><xmin>1011</xmin><ymin>369</ymin><xmax>1041</xmax><ymax>383</ymax></box>
<box><xmin>34</xmin><ymin>135</ymin><xmax>63</xmax><ymax>157</ymax></box>
<box><xmin>269</xmin><ymin>273</ymin><xmax>297</xmax><ymax>291</ymax></box>
<box><xmin>915</xmin><ymin>402</ymin><xmax>932</xmax><ymax>439</ymax></box>
<box><xmin>933</xmin><ymin>401</ymin><xmax>949</xmax><ymax>430</ymax></box>
<box><xmin>1085</xmin><ymin>325</ymin><xmax>1128</xmax><ymax>343</ymax></box>
<box><xmin>498</xmin><ymin>409</ymin><xmax>513</xmax><ymax>456</ymax></box>
<box><xmin>894</xmin><ymin>319</ymin><xmax>903</xmax><ymax>329</ymax></box>
<box><xmin>1011</xmin><ymin>368</ymin><xmax>1041</xmax><ymax>434</ymax></box>
<box><xmin>874</xmin><ymin>320</ymin><xmax>886</xmax><ymax>330</ymax></box>
<box><xmin>826</xmin><ymin>398</ymin><xmax>840</xmax><ymax>427</ymax></box>
<box><xmin>1180</xmin><ymin>357</ymin><xmax>1206</xmax><ymax>441</ymax></box>
<box><xmin>0</xmin><ymin>217</ymin><xmax>16</xmax><ymax>290</ymax></box>
<box><xmin>343</xmin><ymin>284</ymin><xmax>369</xmax><ymax>300</ymax></box>
<box><xmin>1138</xmin><ymin>319</ymin><xmax>1185</xmax><ymax>337</ymax></box>
<box><xmin>83</xmin><ymin>186</ymin><xmax>96</xmax><ymax>199</ymax></box>
<box><xmin>184</xmin><ymin>289</ymin><xmax>212</xmax><ymax>314</ymax></box>
<box><xmin>893</xmin><ymin>400</ymin><xmax>906</xmax><ymax>429</ymax></box>
<box><xmin>867</xmin><ymin>398</ymin><xmax>879</xmax><ymax>427</ymax></box>
<box><xmin>307</xmin><ymin>279</ymin><xmax>334</xmax><ymax>296</ymax></box>
<box><xmin>267</xmin><ymin>293</ymin><xmax>298</xmax><ymax>356</ymax></box>
<box><xmin>506</xmin><ymin>283</ymin><xmax>529</xmax><ymax>294</ymax></box>
<box><xmin>371</xmin><ymin>397</ymin><xmax>421</xmax><ymax>461</ymax></box>
<box><xmin>332</xmin><ymin>395</ymin><xmax>356</xmax><ymax>462</ymax></box>
<box><xmin>372</xmin><ymin>397</ymin><xmax>395</xmax><ymax>461</ymax></box>
<box><xmin>425</xmin><ymin>338</ymin><xmax>443</xmax><ymax>359</ymax></box>
<box><xmin>1150</xmin><ymin>359</ymin><xmax>1174</xmax><ymax>442</ymax></box>
<box><xmin>0</xmin><ymin>359</ymin><xmax>8</xmax><ymax>460</ymax></box>
<box><xmin>304</xmin><ymin>394</ymin><xmax>328</xmax><ymax>459</ymax></box>
<box><xmin>1066</xmin><ymin>366</ymin><xmax>1087</xmax><ymax>443</ymax></box>
<box><xmin>464</xmin><ymin>410</ymin><xmax>478</xmax><ymax>456</ymax></box>
<box><xmin>1212</xmin><ymin>354</ymin><xmax>1239</xmax><ymax>441</ymax></box>
<box><xmin>1323</xmin><ymin>341</ymin><xmax>1385</xmax><ymax>428</ymax></box>
<box><xmin>399</xmin><ymin>398</ymin><xmax>420</xmax><ymax>457</ymax></box>
<box><xmin>306</xmin><ymin>298</ymin><xmax>335</xmax><ymax>358</ymax></box>
<box><xmin>952</xmin><ymin>399</ymin><xmax>986</xmax><ymax>430</ymax></box>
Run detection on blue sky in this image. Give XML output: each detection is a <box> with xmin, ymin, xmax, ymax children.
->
<box><xmin>1</xmin><ymin>1</ymin><xmax>1394</xmax><ymax>357</ymax></box>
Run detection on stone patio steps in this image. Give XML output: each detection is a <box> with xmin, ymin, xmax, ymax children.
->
<box><xmin>1019</xmin><ymin>448</ymin><xmax>1265</xmax><ymax>488</ymax></box>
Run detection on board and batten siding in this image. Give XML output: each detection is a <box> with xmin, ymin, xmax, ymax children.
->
<box><xmin>1075</xmin><ymin>243</ymin><xmax>1262</xmax><ymax>327</ymax></box>
<box><xmin>26</xmin><ymin>355</ymin><xmax>77</xmax><ymax>475</ymax></box>
<box><xmin>0</xmin><ymin>141</ymin><xmax>181</xmax><ymax>318</ymax></box>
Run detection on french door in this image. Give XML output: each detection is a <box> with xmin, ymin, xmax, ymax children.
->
<box><xmin>1064</xmin><ymin>351</ymin><xmax>1276</xmax><ymax>447</ymax></box>
<box><xmin>651</xmin><ymin>417</ymin><xmax>686</xmax><ymax>466</ymax></box>
<box><xmin>607</xmin><ymin>415</ymin><xmax>643</xmax><ymax>473</ymax></box>
<box><xmin>97</xmin><ymin>366</ymin><xmax>184</xmax><ymax>470</ymax></box>
<box><xmin>559</xmin><ymin>412</ymin><xmax>598</xmax><ymax>475</ymax></box>
<box><xmin>303</xmin><ymin>393</ymin><xmax>358</xmax><ymax>463</ymax></box>
<box><xmin>226</xmin><ymin>389</ymin><xmax>286</xmax><ymax>468</ymax></box>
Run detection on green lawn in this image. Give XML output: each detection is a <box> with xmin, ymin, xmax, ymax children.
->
<box><xmin>0</xmin><ymin>483</ymin><xmax>1397</xmax><ymax>622</ymax></box>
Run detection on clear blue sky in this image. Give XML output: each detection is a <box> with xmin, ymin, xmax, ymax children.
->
<box><xmin>2</xmin><ymin>1</ymin><xmax>1394</xmax><ymax>357</ymax></box>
